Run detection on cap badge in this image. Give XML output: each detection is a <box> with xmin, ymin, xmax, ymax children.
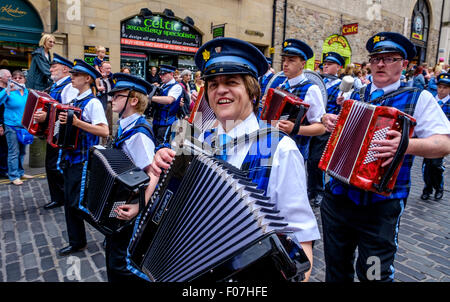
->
<box><xmin>373</xmin><ymin>36</ymin><xmax>381</xmax><ymax>43</ymax></box>
<box><xmin>202</xmin><ymin>49</ymin><xmax>210</xmax><ymax>62</ymax></box>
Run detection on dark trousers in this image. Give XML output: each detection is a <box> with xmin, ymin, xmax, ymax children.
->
<box><xmin>0</xmin><ymin>133</ymin><xmax>7</xmax><ymax>176</ymax></box>
<box><xmin>63</xmin><ymin>163</ymin><xmax>87</xmax><ymax>248</ymax></box>
<box><xmin>320</xmin><ymin>188</ymin><xmax>405</xmax><ymax>282</ymax></box>
<box><xmin>45</xmin><ymin>143</ymin><xmax>64</xmax><ymax>204</ymax></box>
<box><xmin>422</xmin><ymin>157</ymin><xmax>444</xmax><ymax>194</ymax></box>
<box><xmin>307</xmin><ymin>133</ymin><xmax>329</xmax><ymax>199</ymax></box>
<box><xmin>153</xmin><ymin>124</ymin><xmax>170</xmax><ymax>146</ymax></box>
<box><xmin>105</xmin><ymin>224</ymin><xmax>147</xmax><ymax>283</ymax></box>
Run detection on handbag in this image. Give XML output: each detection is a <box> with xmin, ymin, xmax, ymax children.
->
<box><xmin>13</xmin><ymin>126</ymin><xmax>34</xmax><ymax>145</ymax></box>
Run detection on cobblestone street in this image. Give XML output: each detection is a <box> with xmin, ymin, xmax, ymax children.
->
<box><xmin>0</xmin><ymin>156</ymin><xmax>449</xmax><ymax>282</ymax></box>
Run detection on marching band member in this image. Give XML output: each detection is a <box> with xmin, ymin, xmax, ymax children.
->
<box><xmin>274</xmin><ymin>39</ymin><xmax>326</xmax><ymax>159</ymax></box>
<box><xmin>104</xmin><ymin>73</ymin><xmax>158</xmax><ymax>282</ymax></box>
<box><xmin>320</xmin><ymin>32</ymin><xmax>450</xmax><ymax>282</ymax></box>
<box><xmin>421</xmin><ymin>72</ymin><xmax>450</xmax><ymax>201</ymax></box>
<box><xmin>34</xmin><ymin>53</ymin><xmax>79</xmax><ymax>210</ymax></box>
<box><xmin>150</xmin><ymin>37</ymin><xmax>320</xmax><ymax>281</ymax></box>
<box><xmin>58</xmin><ymin>59</ymin><xmax>109</xmax><ymax>256</ymax></box>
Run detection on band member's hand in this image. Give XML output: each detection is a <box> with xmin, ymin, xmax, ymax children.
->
<box><xmin>33</xmin><ymin>111</ymin><xmax>47</xmax><ymax>123</ymax></box>
<box><xmin>322</xmin><ymin>114</ymin><xmax>338</xmax><ymax>132</ymax></box>
<box><xmin>115</xmin><ymin>204</ymin><xmax>139</xmax><ymax>221</ymax></box>
<box><xmin>59</xmin><ymin>112</ymin><xmax>67</xmax><ymax>124</ymax></box>
<box><xmin>276</xmin><ymin>120</ymin><xmax>295</xmax><ymax>134</ymax></box>
<box><xmin>336</xmin><ymin>95</ymin><xmax>345</xmax><ymax>105</ymax></box>
<box><xmin>150</xmin><ymin>148</ymin><xmax>176</xmax><ymax>177</ymax></box>
<box><xmin>191</xmin><ymin>90</ymin><xmax>198</xmax><ymax>103</ymax></box>
<box><xmin>370</xmin><ymin>129</ymin><xmax>401</xmax><ymax>167</ymax></box>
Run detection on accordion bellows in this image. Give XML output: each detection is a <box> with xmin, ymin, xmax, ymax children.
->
<box><xmin>319</xmin><ymin>100</ymin><xmax>416</xmax><ymax>195</ymax></box>
<box><xmin>80</xmin><ymin>146</ymin><xmax>149</xmax><ymax>235</ymax></box>
<box><xmin>260</xmin><ymin>88</ymin><xmax>310</xmax><ymax>123</ymax></box>
<box><xmin>128</xmin><ymin>123</ymin><xmax>310</xmax><ymax>281</ymax></box>
<box><xmin>21</xmin><ymin>90</ymin><xmax>55</xmax><ymax>137</ymax></box>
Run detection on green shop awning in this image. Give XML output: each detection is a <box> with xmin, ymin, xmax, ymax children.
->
<box><xmin>0</xmin><ymin>0</ymin><xmax>43</xmax><ymax>44</ymax></box>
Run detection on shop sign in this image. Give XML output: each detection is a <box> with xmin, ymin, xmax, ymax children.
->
<box><xmin>84</xmin><ymin>45</ymin><xmax>110</xmax><ymax>66</ymax></box>
<box><xmin>212</xmin><ymin>23</ymin><xmax>225</xmax><ymax>38</ymax></box>
<box><xmin>327</xmin><ymin>35</ymin><xmax>349</xmax><ymax>48</ymax></box>
<box><xmin>121</xmin><ymin>14</ymin><xmax>202</xmax><ymax>54</ymax></box>
<box><xmin>412</xmin><ymin>32</ymin><xmax>423</xmax><ymax>40</ymax></box>
<box><xmin>342</xmin><ymin>23</ymin><xmax>358</xmax><ymax>36</ymax></box>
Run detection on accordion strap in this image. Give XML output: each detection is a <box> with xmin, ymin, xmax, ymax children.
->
<box><xmin>373</xmin><ymin>114</ymin><xmax>416</xmax><ymax>194</ymax></box>
<box><xmin>290</xmin><ymin>105</ymin><xmax>307</xmax><ymax>137</ymax></box>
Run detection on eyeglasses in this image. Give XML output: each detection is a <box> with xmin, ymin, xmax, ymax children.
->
<box><xmin>369</xmin><ymin>57</ymin><xmax>403</xmax><ymax>65</ymax></box>
<box><xmin>112</xmin><ymin>94</ymin><xmax>129</xmax><ymax>100</ymax></box>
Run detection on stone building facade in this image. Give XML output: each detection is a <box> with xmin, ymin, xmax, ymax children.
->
<box><xmin>0</xmin><ymin>0</ymin><xmax>447</xmax><ymax>78</ymax></box>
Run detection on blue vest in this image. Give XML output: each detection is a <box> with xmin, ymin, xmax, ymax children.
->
<box><xmin>152</xmin><ymin>83</ymin><xmax>182</xmax><ymax>126</ymax></box>
<box><xmin>325</xmin><ymin>81</ymin><xmax>341</xmax><ymax>114</ymax></box>
<box><xmin>440</xmin><ymin>100</ymin><xmax>450</xmax><ymax>121</ymax></box>
<box><xmin>288</xmin><ymin>80</ymin><xmax>313</xmax><ymax>159</ymax></box>
<box><xmin>65</xmin><ymin>94</ymin><xmax>100</xmax><ymax>164</ymax></box>
<box><xmin>259</xmin><ymin>72</ymin><xmax>274</xmax><ymax>97</ymax></box>
<box><xmin>113</xmin><ymin>116</ymin><xmax>156</xmax><ymax>149</ymax></box>
<box><xmin>204</xmin><ymin>124</ymin><xmax>285</xmax><ymax>194</ymax></box>
<box><xmin>329</xmin><ymin>83</ymin><xmax>421</xmax><ymax>205</ymax></box>
<box><xmin>49</xmin><ymin>77</ymin><xmax>72</xmax><ymax>103</ymax></box>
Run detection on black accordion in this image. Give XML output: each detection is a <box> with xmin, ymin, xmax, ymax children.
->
<box><xmin>79</xmin><ymin>146</ymin><xmax>150</xmax><ymax>235</ymax></box>
<box><xmin>47</xmin><ymin>103</ymin><xmax>82</xmax><ymax>149</ymax></box>
<box><xmin>128</xmin><ymin>120</ymin><xmax>310</xmax><ymax>282</ymax></box>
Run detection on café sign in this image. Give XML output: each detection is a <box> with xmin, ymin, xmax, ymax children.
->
<box><xmin>342</xmin><ymin>23</ymin><xmax>358</xmax><ymax>36</ymax></box>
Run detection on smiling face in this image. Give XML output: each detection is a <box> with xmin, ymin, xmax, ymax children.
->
<box><xmin>370</xmin><ymin>52</ymin><xmax>407</xmax><ymax>88</ymax></box>
<box><xmin>206</xmin><ymin>74</ymin><xmax>254</xmax><ymax>129</ymax></box>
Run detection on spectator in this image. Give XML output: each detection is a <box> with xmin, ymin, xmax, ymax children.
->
<box><xmin>120</xmin><ymin>67</ymin><xmax>131</xmax><ymax>74</ymax></box>
<box><xmin>27</xmin><ymin>34</ymin><xmax>55</xmax><ymax>91</ymax></box>
<box><xmin>180</xmin><ymin>69</ymin><xmax>196</xmax><ymax>95</ymax></box>
<box><xmin>413</xmin><ymin>66</ymin><xmax>426</xmax><ymax>90</ymax></box>
<box><xmin>97</xmin><ymin>61</ymin><xmax>115</xmax><ymax>140</ymax></box>
<box><xmin>0</xmin><ymin>70</ymin><xmax>34</xmax><ymax>185</ymax></box>
<box><xmin>93</xmin><ymin>45</ymin><xmax>107</xmax><ymax>73</ymax></box>
<box><xmin>0</xmin><ymin>69</ymin><xmax>11</xmax><ymax>178</ymax></box>
<box><xmin>148</xmin><ymin>66</ymin><xmax>161</xmax><ymax>87</ymax></box>
<box><xmin>427</xmin><ymin>65</ymin><xmax>442</xmax><ymax>97</ymax></box>
<box><xmin>194</xmin><ymin>70</ymin><xmax>204</xmax><ymax>92</ymax></box>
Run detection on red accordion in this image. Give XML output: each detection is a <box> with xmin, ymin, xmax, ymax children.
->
<box><xmin>260</xmin><ymin>88</ymin><xmax>309</xmax><ymax>133</ymax></box>
<box><xmin>47</xmin><ymin>103</ymin><xmax>82</xmax><ymax>150</ymax></box>
<box><xmin>319</xmin><ymin>100</ymin><xmax>416</xmax><ymax>195</ymax></box>
<box><xmin>21</xmin><ymin>90</ymin><xmax>57</xmax><ymax>137</ymax></box>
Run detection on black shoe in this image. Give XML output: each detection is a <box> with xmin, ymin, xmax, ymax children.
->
<box><xmin>435</xmin><ymin>191</ymin><xmax>443</xmax><ymax>200</ymax></box>
<box><xmin>58</xmin><ymin>245</ymin><xmax>87</xmax><ymax>256</ymax></box>
<box><xmin>420</xmin><ymin>192</ymin><xmax>430</xmax><ymax>200</ymax></box>
<box><xmin>44</xmin><ymin>201</ymin><xmax>64</xmax><ymax>210</ymax></box>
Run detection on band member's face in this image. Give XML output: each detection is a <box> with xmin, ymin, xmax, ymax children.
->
<box><xmin>207</xmin><ymin>75</ymin><xmax>253</xmax><ymax>126</ymax></box>
<box><xmin>282</xmin><ymin>56</ymin><xmax>305</xmax><ymax>79</ymax></box>
<box><xmin>112</xmin><ymin>90</ymin><xmax>130</xmax><ymax>113</ymax></box>
<box><xmin>370</xmin><ymin>52</ymin><xmax>407</xmax><ymax>88</ymax></box>
<box><xmin>71</xmin><ymin>72</ymin><xmax>91</xmax><ymax>90</ymax></box>
<box><xmin>437</xmin><ymin>84</ymin><xmax>450</xmax><ymax>100</ymax></box>
<box><xmin>50</xmin><ymin>64</ymin><xmax>66</xmax><ymax>82</ymax></box>
<box><xmin>323</xmin><ymin>61</ymin><xmax>340</xmax><ymax>76</ymax></box>
<box><xmin>160</xmin><ymin>72</ymin><xmax>172</xmax><ymax>84</ymax></box>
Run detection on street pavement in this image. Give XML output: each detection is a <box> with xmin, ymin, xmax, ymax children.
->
<box><xmin>0</xmin><ymin>155</ymin><xmax>449</xmax><ymax>282</ymax></box>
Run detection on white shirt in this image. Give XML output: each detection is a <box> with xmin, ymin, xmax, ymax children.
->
<box><xmin>201</xmin><ymin>113</ymin><xmax>321</xmax><ymax>243</ymax></box>
<box><xmin>281</xmin><ymin>73</ymin><xmax>325</xmax><ymax>123</ymax></box>
<box><xmin>55</xmin><ymin>76</ymin><xmax>79</xmax><ymax>104</ymax></box>
<box><xmin>73</xmin><ymin>89</ymin><xmax>108</xmax><ymax>126</ymax></box>
<box><xmin>370</xmin><ymin>81</ymin><xmax>450</xmax><ymax>138</ymax></box>
<box><xmin>118</xmin><ymin>113</ymin><xmax>155</xmax><ymax>170</ymax></box>
<box><xmin>163</xmin><ymin>79</ymin><xmax>183</xmax><ymax>100</ymax></box>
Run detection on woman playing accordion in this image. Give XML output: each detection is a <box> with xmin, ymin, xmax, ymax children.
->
<box><xmin>150</xmin><ymin>37</ymin><xmax>320</xmax><ymax>281</ymax></box>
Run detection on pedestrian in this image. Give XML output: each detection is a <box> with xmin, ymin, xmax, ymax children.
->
<box><xmin>105</xmin><ymin>72</ymin><xmax>158</xmax><ymax>282</ymax></box>
<box><xmin>58</xmin><ymin>59</ymin><xmax>109</xmax><ymax>256</ymax></box>
<box><xmin>150</xmin><ymin>37</ymin><xmax>320</xmax><ymax>281</ymax></box>
<box><xmin>33</xmin><ymin>53</ymin><xmax>79</xmax><ymax>210</ymax></box>
<box><xmin>26</xmin><ymin>34</ymin><xmax>55</xmax><ymax>91</ymax></box>
<box><xmin>421</xmin><ymin>72</ymin><xmax>450</xmax><ymax>201</ymax></box>
<box><xmin>0</xmin><ymin>69</ymin><xmax>11</xmax><ymax>178</ymax></box>
<box><xmin>320</xmin><ymin>32</ymin><xmax>450</xmax><ymax>282</ymax></box>
<box><xmin>0</xmin><ymin>70</ymin><xmax>34</xmax><ymax>185</ymax></box>
<box><xmin>412</xmin><ymin>66</ymin><xmax>426</xmax><ymax>90</ymax></box>
<box><xmin>148</xmin><ymin>66</ymin><xmax>162</xmax><ymax>87</ymax></box>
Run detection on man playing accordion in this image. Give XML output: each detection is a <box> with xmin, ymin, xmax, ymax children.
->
<box><xmin>321</xmin><ymin>32</ymin><xmax>450</xmax><ymax>282</ymax></box>
<box><xmin>150</xmin><ymin>37</ymin><xmax>320</xmax><ymax>281</ymax></box>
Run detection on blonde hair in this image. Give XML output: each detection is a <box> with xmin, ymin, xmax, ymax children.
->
<box><xmin>39</xmin><ymin>34</ymin><xmax>55</xmax><ymax>47</ymax></box>
<box><xmin>96</xmin><ymin>45</ymin><xmax>106</xmax><ymax>53</ymax></box>
<box><xmin>130</xmin><ymin>91</ymin><xmax>149</xmax><ymax>114</ymax></box>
